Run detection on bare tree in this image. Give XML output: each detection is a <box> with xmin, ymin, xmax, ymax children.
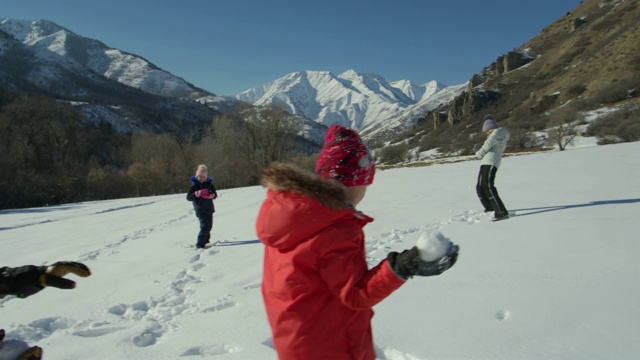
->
<box><xmin>128</xmin><ymin>133</ymin><xmax>188</xmax><ymax>194</ymax></box>
<box><xmin>235</xmin><ymin>104</ymin><xmax>300</xmax><ymax>177</ymax></box>
<box><xmin>546</xmin><ymin>104</ymin><xmax>580</xmax><ymax>151</ymax></box>
<box><xmin>200</xmin><ymin>105</ymin><xmax>300</xmax><ymax>187</ymax></box>
<box><xmin>201</xmin><ymin>112</ymin><xmax>255</xmax><ymax>187</ymax></box>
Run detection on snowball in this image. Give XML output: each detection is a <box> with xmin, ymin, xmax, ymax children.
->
<box><xmin>415</xmin><ymin>230</ymin><xmax>452</xmax><ymax>261</ymax></box>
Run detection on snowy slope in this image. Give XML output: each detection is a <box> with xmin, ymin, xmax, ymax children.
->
<box><xmin>235</xmin><ymin>70</ymin><xmax>465</xmax><ymax>140</ymax></box>
<box><xmin>1</xmin><ymin>141</ymin><xmax>639</xmax><ymax>359</ymax></box>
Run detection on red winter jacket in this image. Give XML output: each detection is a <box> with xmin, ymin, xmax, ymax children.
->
<box><xmin>256</xmin><ymin>163</ymin><xmax>405</xmax><ymax>360</ymax></box>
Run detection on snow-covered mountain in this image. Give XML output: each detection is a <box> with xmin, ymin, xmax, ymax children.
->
<box><xmin>235</xmin><ymin>70</ymin><xmax>465</xmax><ymax>141</ymax></box>
<box><xmin>0</xmin><ymin>18</ymin><xmax>460</xmax><ymax>145</ymax></box>
<box><xmin>389</xmin><ymin>79</ymin><xmax>446</xmax><ymax>102</ymax></box>
<box><xmin>361</xmin><ymin>82</ymin><xmax>468</xmax><ymax>142</ymax></box>
<box><xmin>1</xmin><ymin>18</ymin><xmax>203</xmax><ymax>99</ymax></box>
<box><xmin>0</xmin><ymin>18</ymin><xmax>242</xmax><ymax>134</ymax></box>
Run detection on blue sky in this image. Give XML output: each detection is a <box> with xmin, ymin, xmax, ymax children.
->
<box><xmin>2</xmin><ymin>0</ymin><xmax>579</xmax><ymax>96</ymax></box>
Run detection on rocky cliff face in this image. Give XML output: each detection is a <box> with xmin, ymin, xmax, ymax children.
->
<box><xmin>495</xmin><ymin>50</ymin><xmax>535</xmax><ymax>74</ymax></box>
<box><xmin>417</xmin><ymin>0</ymin><xmax>639</xmax><ymax>139</ymax></box>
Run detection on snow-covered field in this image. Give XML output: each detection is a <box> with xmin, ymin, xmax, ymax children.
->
<box><xmin>1</xmin><ymin>141</ymin><xmax>639</xmax><ymax>359</ymax></box>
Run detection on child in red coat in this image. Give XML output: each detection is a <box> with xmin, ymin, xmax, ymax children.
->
<box><xmin>256</xmin><ymin>125</ymin><xmax>459</xmax><ymax>360</ymax></box>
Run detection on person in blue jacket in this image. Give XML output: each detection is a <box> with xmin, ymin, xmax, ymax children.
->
<box><xmin>186</xmin><ymin>164</ymin><xmax>218</xmax><ymax>249</ymax></box>
<box><xmin>475</xmin><ymin>115</ymin><xmax>510</xmax><ymax>221</ymax></box>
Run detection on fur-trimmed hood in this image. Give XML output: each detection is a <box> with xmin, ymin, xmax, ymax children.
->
<box><xmin>257</xmin><ymin>162</ymin><xmax>371</xmax><ymax>250</ymax></box>
<box><xmin>261</xmin><ymin>162</ymin><xmax>350</xmax><ymax>210</ymax></box>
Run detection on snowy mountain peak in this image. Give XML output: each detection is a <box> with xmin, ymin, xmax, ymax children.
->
<box><xmin>2</xmin><ymin>19</ymin><xmax>65</xmax><ymax>43</ymax></box>
<box><xmin>389</xmin><ymin>79</ymin><xmax>448</xmax><ymax>102</ymax></box>
<box><xmin>422</xmin><ymin>80</ymin><xmax>447</xmax><ymax>96</ymax></box>
<box><xmin>1</xmin><ymin>19</ymin><xmax>41</xmax><ymax>40</ymax></box>
<box><xmin>235</xmin><ymin>69</ymin><xmax>465</xmax><ymax>140</ymax></box>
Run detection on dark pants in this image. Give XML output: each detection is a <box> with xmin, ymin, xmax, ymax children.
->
<box><xmin>196</xmin><ymin>213</ymin><xmax>213</xmax><ymax>248</ymax></box>
<box><xmin>476</xmin><ymin>165</ymin><xmax>508</xmax><ymax>216</ymax></box>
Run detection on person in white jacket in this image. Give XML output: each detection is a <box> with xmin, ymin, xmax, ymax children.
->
<box><xmin>475</xmin><ymin>114</ymin><xmax>510</xmax><ymax>221</ymax></box>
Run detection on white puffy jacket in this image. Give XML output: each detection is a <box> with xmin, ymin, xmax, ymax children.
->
<box><xmin>475</xmin><ymin>127</ymin><xmax>510</xmax><ymax>168</ymax></box>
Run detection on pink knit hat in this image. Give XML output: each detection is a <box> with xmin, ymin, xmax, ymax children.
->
<box><xmin>315</xmin><ymin>125</ymin><xmax>375</xmax><ymax>187</ymax></box>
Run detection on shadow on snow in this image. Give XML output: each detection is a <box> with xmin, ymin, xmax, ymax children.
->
<box><xmin>513</xmin><ymin>198</ymin><xmax>640</xmax><ymax>217</ymax></box>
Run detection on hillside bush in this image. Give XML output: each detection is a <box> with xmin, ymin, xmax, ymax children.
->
<box><xmin>380</xmin><ymin>142</ymin><xmax>410</xmax><ymax>164</ymax></box>
<box><xmin>508</xmin><ymin>126</ymin><xmax>539</xmax><ymax>149</ymax></box>
<box><xmin>630</xmin><ymin>55</ymin><xmax>640</xmax><ymax>72</ymax></box>
<box><xmin>567</xmin><ymin>84</ymin><xmax>587</xmax><ymax>97</ymax></box>
<box><xmin>417</xmin><ymin>126</ymin><xmax>458</xmax><ymax>154</ymax></box>
<box><xmin>510</xmin><ymin>106</ymin><xmax>548</xmax><ymax>131</ymax></box>
<box><xmin>590</xmin><ymin>76</ymin><xmax>640</xmax><ymax>105</ymax></box>
<box><xmin>586</xmin><ymin>107</ymin><xmax>640</xmax><ymax>144</ymax></box>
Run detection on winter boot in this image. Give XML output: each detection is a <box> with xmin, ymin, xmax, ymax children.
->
<box><xmin>491</xmin><ymin>213</ymin><xmax>510</xmax><ymax>222</ymax></box>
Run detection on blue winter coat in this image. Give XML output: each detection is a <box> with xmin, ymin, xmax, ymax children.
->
<box><xmin>186</xmin><ymin>176</ymin><xmax>217</xmax><ymax>216</ymax></box>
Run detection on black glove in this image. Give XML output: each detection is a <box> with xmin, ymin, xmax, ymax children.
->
<box><xmin>0</xmin><ymin>261</ymin><xmax>91</xmax><ymax>299</ymax></box>
<box><xmin>387</xmin><ymin>245</ymin><xmax>459</xmax><ymax>280</ymax></box>
<box><xmin>1</xmin><ymin>328</ymin><xmax>44</xmax><ymax>359</ymax></box>
<box><xmin>17</xmin><ymin>346</ymin><xmax>43</xmax><ymax>360</ymax></box>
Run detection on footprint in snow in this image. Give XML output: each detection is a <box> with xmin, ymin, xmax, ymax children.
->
<box><xmin>189</xmin><ymin>254</ymin><xmax>201</xmax><ymax>263</ymax></box>
<box><xmin>496</xmin><ymin>309</ymin><xmax>511</xmax><ymax>321</ymax></box>
<box><xmin>180</xmin><ymin>344</ymin><xmax>240</xmax><ymax>357</ymax></box>
<box><xmin>191</xmin><ymin>262</ymin><xmax>206</xmax><ymax>271</ymax></box>
<box><xmin>72</xmin><ymin>326</ymin><xmax>126</xmax><ymax>338</ymax></box>
<box><xmin>202</xmin><ymin>295</ymin><xmax>237</xmax><ymax>313</ymax></box>
<box><xmin>132</xmin><ymin>325</ymin><xmax>162</xmax><ymax>347</ymax></box>
<box><xmin>243</xmin><ymin>283</ymin><xmax>261</xmax><ymax>291</ymax></box>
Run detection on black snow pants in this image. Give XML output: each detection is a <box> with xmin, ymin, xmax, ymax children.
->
<box><xmin>476</xmin><ymin>165</ymin><xmax>508</xmax><ymax>217</ymax></box>
<box><xmin>196</xmin><ymin>213</ymin><xmax>213</xmax><ymax>248</ymax></box>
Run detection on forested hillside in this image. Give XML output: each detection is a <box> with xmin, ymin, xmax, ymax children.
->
<box><xmin>0</xmin><ymin>89</ymin><xmax>316</xmax><ymax>209</ymax></box>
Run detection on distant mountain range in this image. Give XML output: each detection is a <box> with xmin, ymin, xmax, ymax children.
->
<box><xmin>4</xmin><ymin>0</ymin><xmax>636</xmax><ymax>166</ymax></box>
<box><xmin>0</xmin><ymin>18</ymin><xmax>464</xmax><ymax>144</ymax></box>
<box><xmin>235</xmin><ymin>70</ymin><xmax>466</xmax><ymax>141</ymax></box>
